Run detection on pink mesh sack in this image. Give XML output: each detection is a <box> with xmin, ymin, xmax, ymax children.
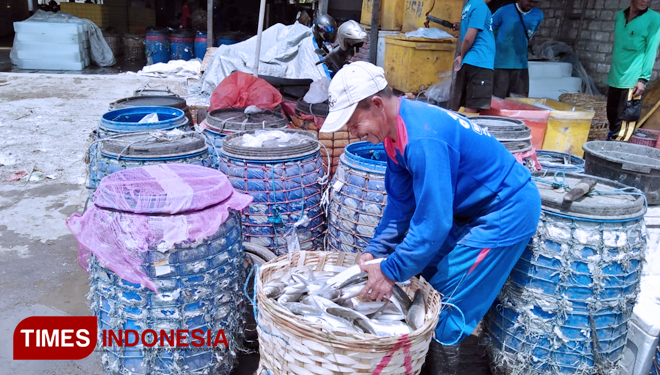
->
<box><xmin>67</xmin><ymin>164</ymin><xmax>252</xmax><ymax>292</ymax></box>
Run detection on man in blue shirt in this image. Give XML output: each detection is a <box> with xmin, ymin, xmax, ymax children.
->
<box><xmin>451</xmin><ymin>0</ymin><xmax>496</xmax><ymax>113</ymax></box>
<box><xmin>322</xmin><ymin>61</ymin><xmax>541</xmax><ymax>375</ymax></box>
<box><xmin>492</xmin><ymin>0</ymin><xmax>544</xmax><ymax>98</ymax></box>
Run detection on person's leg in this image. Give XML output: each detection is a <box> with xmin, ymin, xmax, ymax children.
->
<box><xmin>428</xmin><ymin>238</ymin><xmax>532</xmax><ymax>345</ymax></box>
<box><xmin>464</xmin><ymin>65</ymin><xmax>494</xmax><ymax>113</ymax></box>
<box><xmin>450</xmin><ymin>65</ymin><xmax>468</xmax><ymax>112</ymax></box>
<box><xmin>492</xmin><ymin>69</ymin><xmax>510</xmax><ymax>99</ymax></box>
<box><xmin>508</xmin><ymin>69</ymin><xmax>529</xmax><ymax>98</ymax></box>
<box><xmin>606</xmin><ymin>86</ymin><xmax>626</xmax><ymax>140</ymax></box>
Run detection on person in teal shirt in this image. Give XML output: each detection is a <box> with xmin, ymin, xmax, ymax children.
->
<box><xmin>607</xmin><ymin>0</ymin><xmax>660</xmax><ymax>141</ymax></box>
<box><xmin>492</xmin><ymin>0</ymin><xmax>544</xmax><ymax>98</ymax></box>
<box><xmin>451</xmin><ymin>0</ymin><xmax>496</xmax><ymax>113</ymax></box>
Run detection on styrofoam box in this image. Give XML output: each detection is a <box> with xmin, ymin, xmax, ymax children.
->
<box><xmin>14</xmin><ymin>21</ymin><xmax>87</xmax><ymax>35</ymax></box>
<box><xmin>16</xmin><ymin>58</ymin><xmax>89</xmax><ymax>70</ymax></box>
<box><xmin>621</xmin><ymin>292</ymin><xmax>660</xmax><ymax>375</ymax></box>
<box><xmin>13</xmin><ymin>40</ymin><xmax>89</xmax><ymax>53</ymax></box>
<box><xmin>529</xmin><ymin>77</ymin><xmax>582</xmax><ymax>100</ymax></box>
<box><xmin>528</xmin><ymin>61</ymin><xmax>573</xmax><ymax>79</ymax></box>
<box><xmin>16</xmin><ymin>47</ymin><xmax>89</xmax><ymax>62</ymax></box>
<box><xmin>16</xmin><ymin>31</ymin><xmax>88</xmax><ymax>44</ymax></box>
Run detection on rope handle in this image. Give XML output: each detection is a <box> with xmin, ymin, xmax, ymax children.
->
<box><xmin>243</xmin><ymin>264</ymin><xmax>290</xmax><ymax>346</ymax></box>
<box><xmin>435</xmin><ymin>302</ymin><xmax>466</xmax><ymax>346</ymax></box>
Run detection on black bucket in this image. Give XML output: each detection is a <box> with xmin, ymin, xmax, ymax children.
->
<box><xmin>583</xmin><ymin>141</ymin><xmax>660</xmax><ymax>204</ymax></box>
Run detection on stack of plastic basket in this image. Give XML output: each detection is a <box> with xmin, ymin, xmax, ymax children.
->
<box><xmin>255</xmin><ymin>251</ymin><xmax>442</xmax><ymax>375</ymax></box>
<box><xmin>470</xmin><ymin>116</ymin><xmax>541</xmax><ymax>172</ymax></box>
<box><xmin>202</xmin><ymin>108</ymin><xmax>289</xmax><ymax>168</ymax></box>
<box><xmin>86</xmin><ymin>106</ymin><xmax>191</xmax><ymax>198</ymax></box>
<box><xmin>326</xmin><ymin>142</ymin><xmax>388</xmax><ymax>253</ymax></box>
<box><xmin>484</xmin><ymin>172</ymin><xmax>647</xmax><ymax>375</ymax></box>
<box><xmin>67</xmin><ymin>164</ymin><xmax>253</xmax><ymax>375</ymax></box>
<box><xmin>218</xmin><ymin>129</ymin><xmax>327</xmax><ymax>255</ymax></box>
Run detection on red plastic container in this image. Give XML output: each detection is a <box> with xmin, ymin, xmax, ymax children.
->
<box><xmin>629</xmin><ymin>128</ymin><xmax>659</xmax><ymax>147</ymax></box>
<box><xmin>481</xmin><ymin>98</ymin><xmax>551</xmax><ymax>150</ymax></box>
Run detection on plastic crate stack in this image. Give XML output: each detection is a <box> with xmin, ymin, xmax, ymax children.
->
<box><xmin>13</xmin><ymin>20</ymin><xmax>90</xmax><ymax>70</ymax></box>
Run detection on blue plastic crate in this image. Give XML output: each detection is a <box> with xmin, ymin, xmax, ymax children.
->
<box><xmin>90</xmin><ymin>211</ymin><xmax>245</xmax><ymax>375</ymax></box>
<box><xmin>327</xmin><ymin>142</ymin><xmax>388</xmax><ymax>253</ymax></box>
<box><xmin>219</xmin><ymin>152</ymin><xmax>325</xmax><ymax>255</ymax></box>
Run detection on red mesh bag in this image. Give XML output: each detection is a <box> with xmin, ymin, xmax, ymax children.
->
<box><xmin>209</xmin><ymin>71</ymin><xmax>283</xmax><ymax>111</ymax></box>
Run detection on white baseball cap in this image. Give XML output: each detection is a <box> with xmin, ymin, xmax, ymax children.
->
<box><xmin>320</xmin><ymin>61</ymin><xmax>389</xmax><ymax>133</ymax></box>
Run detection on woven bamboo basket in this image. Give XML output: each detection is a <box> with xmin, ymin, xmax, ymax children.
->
<box><xmin>290</xmin><ymin>114</ymin><xmax>359</xmax><ymax>180</ymax></box>
<box><xmin>255</xmin><ymin>251</ymin><xmax>442</xmax><ymax>375</ymax></box>
<box><xmin>558</xmin><ymin>93</ymin><xmax>609</xmax><ymax>141</ymax></box>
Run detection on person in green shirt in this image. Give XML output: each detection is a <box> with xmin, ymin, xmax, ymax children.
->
<box><xmin>607</xmin><ymin>0</ymin><xmax>660</xmax><ymax>141</ymax></box>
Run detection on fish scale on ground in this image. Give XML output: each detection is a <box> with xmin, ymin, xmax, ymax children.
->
<box><xmin>261</xmin><ymin>260</ymin><xmax>426</xmax><ymax>337</ymax></box>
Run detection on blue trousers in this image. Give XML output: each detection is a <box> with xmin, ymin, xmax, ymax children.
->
<box><xmin>421</xmin><ymin>238</ymin><xmax>531</xmax><ymax>345</ymax></box>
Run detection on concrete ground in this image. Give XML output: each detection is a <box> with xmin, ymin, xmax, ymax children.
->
<box><xmin>0</xmin><ymin>72</ymin><xmax>494</xmax><ymax>374</ymax></box>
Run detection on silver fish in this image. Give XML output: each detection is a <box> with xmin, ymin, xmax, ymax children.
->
<box><xmin>391</xmin><ymin>284</ymin><xmax>412</xmax><ymax>316</ymax></box>
<box><xmin>336</xmin><ymin>271</ymin><xmax>368</xmax><ymax>289</ymax></box>
<box><xmin>263</xmin><ymin>281</ymin><xmax>286</xmax><ymax>298</ymax></box>
<box><xmin>326</xmin><ymin>306</ymin><xmax>378</xmax><ymax>335</ymax></box>
<box><xmin>281</xmin><ymin>302</ymin><xmax>322</xmax><ymax>316</ymax></box>
<box><xmin>277</xmin><ymin>292</ymin><xmax>303</xmax><ymax>304</ymax></box>
<box><xmin>370</xmin><ymin>320</ymin><xmax>412</xmax><ymax>336</ymax></box>
<box><xmin>406</xmin><ymin>290</ymin><xmax>426</xmax><ymax>330</ymax></box>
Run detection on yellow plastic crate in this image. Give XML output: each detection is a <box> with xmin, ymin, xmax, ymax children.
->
<box><xmin>511</xmin><ymin>98</ymin><xmax>595</xmax><ymax>157</ymax></box>
<box><xmin>60</xmin><ymin>3</ymin><xmax>110</xmax><ymax>28</ymax></box>
<box><xmin>402</xmin><ymin>0</ymin><xmax>463</xmax><ymax>33</ymax></box>
<box><xmin>383</xmin><ymin>35</ymin><xmax>456</xmax><ymax>93</ymax></box>
<box><xmin>361</xmin><ymin>0</ymin><xmax>405</xmax><ymax>31</ymax></box>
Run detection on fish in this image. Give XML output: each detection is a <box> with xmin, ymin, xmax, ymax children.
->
<box><xmin>281</xmin><ymin>302</ymin><xmax>322</xmax><ymax>316</ymax></box>
<box><xmin>406</xmin><ymin>289</ymin><xmax>426</xmax><ymax>331</ymax></box>
<box><xmin>391</xmin><ymin>284</ymin><xmax>412</xmax><ymax>316</ymax></box>
<box><xmin>263</xmin><ymin>281</ymin><xmax>286</xmax><ymax>299</ymax></box>
<box><xmin>262</xmin><ymin>261</ymin><xmax>423</xmax><ymax>337</ymax></box>
<box><xmin>326</xmin><ymin>307</ymin><xmax>378</xmax><ymax>335</ymax></box>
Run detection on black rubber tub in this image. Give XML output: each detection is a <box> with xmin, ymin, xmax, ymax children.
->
<box><xmin>583</xmin><ymin>141</ymin><xmax>660</xmax><ymax>204</ymax></box>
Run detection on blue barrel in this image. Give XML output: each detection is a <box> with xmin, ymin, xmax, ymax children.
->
<box><xmin>653</xmin><ymin>346</ymin><xmax>660</xmax><ymax>374</ymax></box>
<box><xmin>218</xmin><ymin>129</ymin><xmax>325</xmax><ymax>256</ymax></box>
<box><xmin>78</xmin><ymin>164</ymin><xmax>249</xmax><ymax>375</ymax></box>
<box><xmin>170</xmin><ymin>30</ymin><xmax>194</xmax><ymax>61</ymax></box>
<box><xmin>203</xmin><ymin>108</ymin><xmax>289</xmax><ymax>168</ymax></box>
<box><xmin>88</xmin><ymin>132</ymin><xmax>212</xmax><ymax>195</ymax></box>
<box><xmin>98</xmin><ymin>106</ymin><xmax>190</xmax><ymax>139</ymax></box>
<box><xmin>194</xmin><ymin>32</ymin><xmax>208</xmax><ymax>59</ymax></box>
<box><xmin>485</xmin><ymin>172</ymin><xmax>647</xmax><ymax>374</ymax></box>
<box><xmin>537</xmin><ymin>150</ymin><xmax>585</xmax><ymax>173</ymax></box>
<box><xmin>145</xmin><ymin>28</ymin><xmax>170</xmax><ymax>65</ymax></box>
<box><xmin>326</xmin><ymin>142</ymin><xmax>388</xmax><ymax>253</ymax></box>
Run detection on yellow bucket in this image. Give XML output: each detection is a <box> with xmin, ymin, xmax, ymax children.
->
<box><xmin>511</xmin><ymin>98</ymin><xmax>595</xmax><ymax>157</ymax></box>
<box><xmin>402</xmin><ymin>0</ymin><xmax>463</xmax><ymax>33</ymax></box>
<box><xmin>383</xmin><ymin>35</ymin><xmax>456</xmax><ymax>93</ymax></box>
<box><xmin>361</xmin><ymin>0</ymin><xmax>405</xmax><ymax>31</ymax></box>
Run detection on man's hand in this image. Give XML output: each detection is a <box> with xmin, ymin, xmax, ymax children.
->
<box><xmin>454</xmin><ymin>56</ymin><xmax>463</xmax><ymax>72</ymax></box>
<box><xmin>632</xmin><ymin>81</ymin><xmax>646</xmax><ymax>97</ymax></box>
<box><xmin>359</xmin><ymin>260</ymin><xmax>395</xmax><ymax>301</ymax></box>
<box><xmin>358</xmin><ymin>252</ymin><xmax>374</xmax><ymax>266</ymax></box>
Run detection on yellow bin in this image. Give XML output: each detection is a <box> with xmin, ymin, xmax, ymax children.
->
<box><xmin>383</xmin><ymin>35</ymin><xmax>456</xmax><ymax>93</ymax></box>
<box><xmin>402</xmin><ymin>0</ymin><xmax>463</xmax><ymax>33</ymax></box>
<box><xmin>361</xmin><ymin>0</ymin><xmax>405</xmax><ymax>31</ymax></box>
<box><xmin>512</xmin><ymin>98</ymin><xmax>595</xmax><ymax>157</ymax></box>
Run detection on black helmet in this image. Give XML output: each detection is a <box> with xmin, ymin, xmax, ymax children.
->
<box><xmin>313</xmin><ymin>14</ymin><xmax>338</xmax><ymax>47</ymax></box>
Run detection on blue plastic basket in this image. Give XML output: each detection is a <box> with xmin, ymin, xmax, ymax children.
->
<box><xmin>90</xmin><ymin>210</ymin><xmax>245</xmax><ymax>375</ymax></box>
<box><xmin>536</xmin><ymin>150</ymin><xmax>585</xmax><ymax>173</ymax></box>
<box><xmin>485</xmin><ymin>209</ymin><xmax>646</xmax><ymax>374</ymax></box>
<box><xmin>99</xmin><ymin>107</ymin><xmax>190</xmax><ymax>138</ymax></box>
<box><xmin>326</xmin><ymin>142</ymin><xmax>388</xmax><ymax>253</ymax></box>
